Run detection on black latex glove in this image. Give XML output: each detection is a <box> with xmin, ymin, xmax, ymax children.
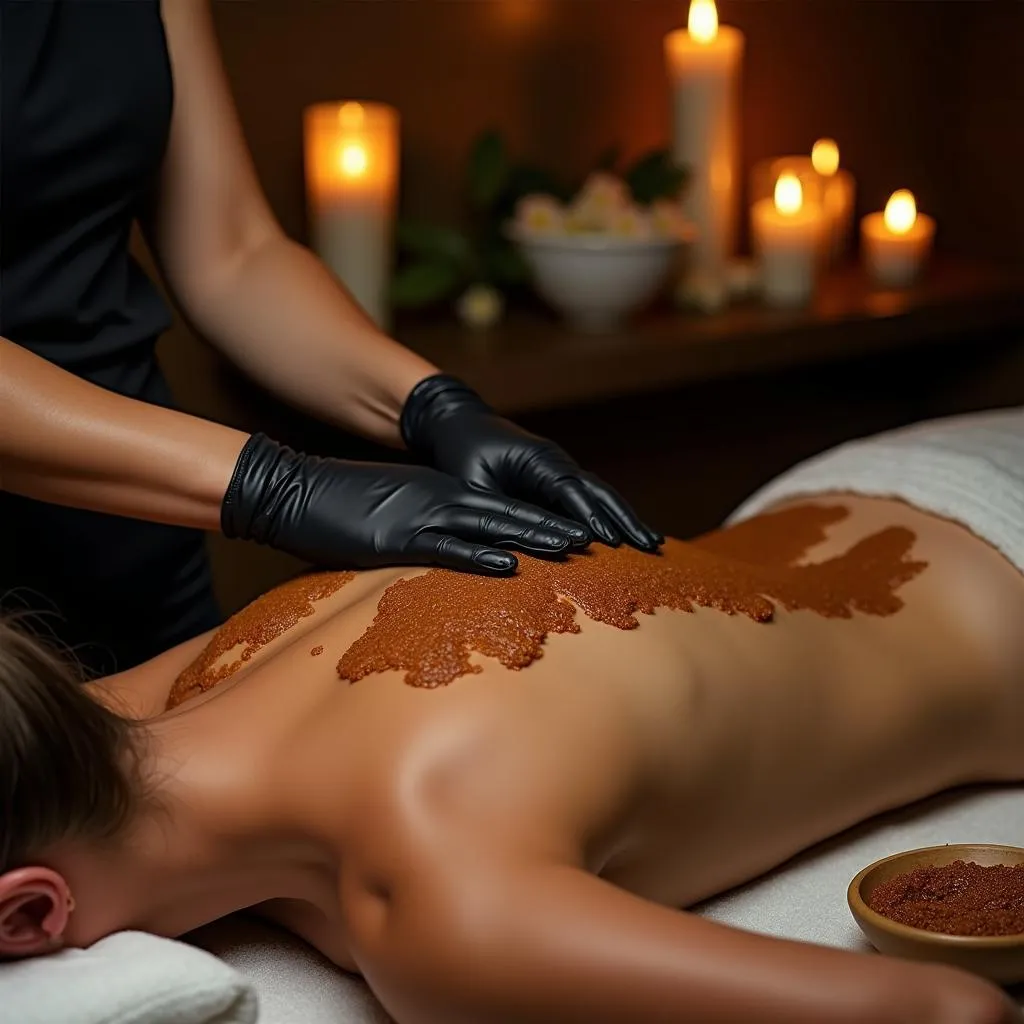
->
<box><xmin>221</xmin><ymin>434</ymin><xmax>590</xmax><ymax>576</ymax></box>
<box><xmin>400</xmin><ymin>375</ymin><xmax>662</xmax><ymax>551</ymax></box>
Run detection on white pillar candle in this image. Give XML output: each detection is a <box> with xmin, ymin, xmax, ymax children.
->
<box><xmin>751</xmin><ymin>172</ymin><xmax>826</xmax><ymax>307</ymax></box>
<box><xmin>810</xmin><ymin>138</ymin><xmax>856</xmax><ymax>264</ymax></box>
<box><xmin>665</xmin><ymin>0</ymin><xmax>744</xmax><ymax>301</ymax></box>
<box><xmin>304</xmin><ymin>102</ymin><xmax>399</xmax><ymax>329</ymax></box>
<box><xmin>754</xmin><ymin>142</ymin><xmax>855</xmax><ymax>267</ymax></box>
<box><xmin>861</xmin><ymin>190</ymin><xmax>935</xmax><ymax>288</ymax></box>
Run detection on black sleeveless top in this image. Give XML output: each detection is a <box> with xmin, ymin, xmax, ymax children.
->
<box><xmin>0</xmin><ymin>0</ymin><xmax>174</xmax><ymax>395</ymax></box>
<box><xmin>0</xmin><ymin>1</ymin><xmax>221</xmax><ymax>673</ymax></box>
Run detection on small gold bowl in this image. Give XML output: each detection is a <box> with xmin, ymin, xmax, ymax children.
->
<box><xmin>848</xmin><ymin>844</ymin><xmax>1024</xmax><ymax>984</ymax></box>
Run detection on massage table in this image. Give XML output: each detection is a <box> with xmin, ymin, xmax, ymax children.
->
<box><xmin>192</xmin><ymin>784</ymin><xmax>1024</xmax><ymax>1022</ymax></box>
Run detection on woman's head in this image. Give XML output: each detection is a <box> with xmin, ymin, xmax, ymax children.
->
<box><xmin>0</xmin><ymin>618</ymin><xmax>138</xmax><ymax>955</ymax></box>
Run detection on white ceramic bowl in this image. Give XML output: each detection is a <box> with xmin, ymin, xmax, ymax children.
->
<box><xmin>509</xmin><ymin>226</ymin><xmax>691</xmax><ymax>333</ymax></box>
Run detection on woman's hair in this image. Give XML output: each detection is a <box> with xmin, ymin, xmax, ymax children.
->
<box><xmin>0</xmin><ymin>618</ymin><xmax>138</xmax><ymax>874</ymax></box>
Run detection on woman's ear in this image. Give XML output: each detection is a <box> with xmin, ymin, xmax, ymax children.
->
<box><xmin>0</xmin><ymin>866</ymin><xmax>73</xmax><ymax>958</ymax></box>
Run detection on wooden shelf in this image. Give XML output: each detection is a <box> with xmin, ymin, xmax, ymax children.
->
<box><xmin>397</xmin><ymin>260</ymin><xmax>1024</xmax><ymax>416</ymax></box>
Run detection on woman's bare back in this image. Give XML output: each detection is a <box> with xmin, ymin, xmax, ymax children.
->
<box><xmin>76</xmin><ymin>497</ymin><xmax>1024</xmax><ymax>1022</ymax></box>
<box><xmin>146</xmin><ymin>496</ymin><xmax>1024</xmax><ymax>964</ymax></box>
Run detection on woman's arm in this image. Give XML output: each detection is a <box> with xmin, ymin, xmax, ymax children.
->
<box><xmin>0</xmin><ymin>336</ymin><xmax>582</xmax><ymax>574</ymax></box>
<box><xmin>349</xmin><ymin>860</ymin><xmax>1018</xmax><ymax>1024</ymax></box>
<box><xmin>145</xmin><ymin>0</ymin><xmax>435</xmax><ymax>449</ymax></box>
<box><xmin>0</xmin><ymin>335</ymin><xmax>246</xmax><ymax>528</ymax></box>
<box><xmin>145</xmin><ymin>0</ymin><xmax>659</xmax><ymax>547</ymax></box>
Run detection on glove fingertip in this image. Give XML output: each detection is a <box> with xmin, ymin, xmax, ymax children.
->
<box><xmin>526</xmin><ymin>530</ymin><xmax>571</xmax><ymax>553</ymax></box>
<box><xmin>475</xmin><ymin>549</ymin><xmax>518</xmax><ymax>575</ymax></box>
<box><xmin>565</xmin><ymin>524</ymin><xmax>592</xmax><ymax>548</ymax></box>
<box><xmin>632</xmin><ymin>526</ymin><xmax>664</xmax><ymax>552</ymax></box>
<box><xmin>589</xmin><ymin>515</ymin><xmax>619</xmax><ymax>546</ymax></box>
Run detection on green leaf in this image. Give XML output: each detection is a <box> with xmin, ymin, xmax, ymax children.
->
<box><xmin>625</xmin><ymin>148</ymin><xmax>690</xmax><ymax>205</ymax></box>
<box><xmin>468</xmin><ymin>130</ymin><xmax>510</xmax><ymax>210</ymax></box>
<box><xmin>396</xmin><ymin>221</ymin><xmax>472</xmax><ymax>268</ymax></box>
<box><xmin>388</xmin><ymin>259</ymin><xmax>463</xmax><ymax>309</ymax></box>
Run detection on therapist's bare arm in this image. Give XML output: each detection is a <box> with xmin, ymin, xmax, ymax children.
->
<box><xmin>146</xmin><ymin>0</ymin><xmax>436</xmax><ymax>449</ymax></box>
<box><xmin>0</xmin><ymin>336</ymin><xmax>246</xmax><ymax>529</ymax></box>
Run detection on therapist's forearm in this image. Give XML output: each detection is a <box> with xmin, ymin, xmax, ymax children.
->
<box><xmin>174</xmin><ymin>232</ymin><xmax>439</xmax><ymax>448</ymax></box>
<box><xmin>0</xmin><ymin>336</ymin><xmax>247</xmax><ymax>529</ymax></box>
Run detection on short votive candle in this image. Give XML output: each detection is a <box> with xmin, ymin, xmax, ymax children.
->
<box><xmin>861</xmin><ymin>190</ymin><xmax>935</xmax><ymax>288</ymax></box>
<box><xmin>751</xmin><ymin>140</ymin><xmax>855</xmax><ymax>267</ymax></box>
<box><xmin>751</xmin><ymin>172</ymin><xmax>826</xmax><ymax>307</ymax></box>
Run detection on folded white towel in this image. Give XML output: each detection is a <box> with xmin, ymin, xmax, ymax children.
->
<box><xmin>730</xmin><ymin>407</ymin><xmax>1024</xmax><ymax>572</ymax></box>
<box><xmin>0</xmin><ymin>931</ymin><xmax>258</xmax><ymax>1024</ymax></box>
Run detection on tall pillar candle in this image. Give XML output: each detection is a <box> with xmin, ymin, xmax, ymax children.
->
<box><xmin>665</xmin><ymin>0</ymin><xmax>744</xmax><ymax>300</ymax></box>
<box><xmin>304</xmin><ymin>102</ymin><xmax>398</xmax><ymax>330</ymax></box>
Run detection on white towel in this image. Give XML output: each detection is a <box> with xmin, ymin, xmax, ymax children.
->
<box><xmin>0</xmin><ymin>931</ymin><xmax>258</xmax><ymax>1024</ymax></box>
<box><xmin>190</xmin><ymin>916</ymin><xmax>391</xmax><ymax>1024</ymax></box>
<box><xmin>729</xmin><ymin>406</ymin><xmax>1024</xmax><ymax>571</ymax></box>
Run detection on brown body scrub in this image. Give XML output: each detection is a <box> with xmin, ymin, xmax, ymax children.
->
<box><xmin>869</xmin><ymin>861</ymin><xmax>1024</xmax><ymax>936</ymax></box>
<box><xmin>339</xmin><ymin>505</ymin><xmax>926</xmax><ymax>689</ymax></box>
<box><xmin>167</xmin><ymin>572</ymin><xmax>353</xmax><ymax>709</ymax></box>
<box><xmin>310</xmin><ymin>646</ymin><xmax>325</xmax><ymax>657</ymax></box>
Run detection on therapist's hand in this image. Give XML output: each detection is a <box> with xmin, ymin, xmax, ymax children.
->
<box><xmin>400</xmin><ymin>375</ymin><xmax>662</xmax><ymax>551</ymax></box>
<box><xmin>220</xmin><ymin>434</ymin><xmax>589</xmax><ymax>576</ymax></box>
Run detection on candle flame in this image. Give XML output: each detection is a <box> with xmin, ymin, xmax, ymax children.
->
<box><xmin>337</xmin><ymin>102</ymin><xmax>365</xmax><ymax>129</ymax></box>
<box><xmin>338</xmin><ymin>142</ymin><xmax>369</xmax><ymax>178</ymax></box>
<box><xmin>774</xmin><ymin>173</ymin><xmax>803</xmax><ymax>216</ymax></box>
<box><xmin>884</xmin><ymin>190</ymin><xmax>917</xmax><ymax>235</ymax></box>
<box><xmin>688</xmin><ymin>0</ymin><xmax>718</xmax><ymax>43</ymax></box>
<box><xmin>811</xmin><ymin>138</ymin><xmax>840</xmax><ymax>177</ymax></box>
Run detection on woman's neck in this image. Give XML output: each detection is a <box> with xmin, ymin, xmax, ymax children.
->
<box><xmin>53</xmin><ymin>718</ymin><xmax>340</xmax><ymax>949</ymax></box>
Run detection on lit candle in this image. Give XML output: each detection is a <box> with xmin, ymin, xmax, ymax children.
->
<box><xmin>665</xmin><ymin>0</ymin><xmax>744</xmax><ymax>303</ymax></box>
<box><xmin>861</xmin><ymin>190</ymin><xmax>935</xmax><ymax>288</ymax></box>
<box><xmin>810</xmin><ymin>138</ymin><xmax>856</xmax><ymax>264</ymax></box>
<box><xmin>753</xmin><ymin>140</ymin><xmax>856</xmax><ymax>268</ymax></box>
<box><xmin>751</xmin><ymin>172</ymin><xmax>826</xmax><ymax>307</ymax></box>
<box><xmin>303</xmin><ymin>102</ymin><xmax>399</xmax><ymax>329</ymax></box>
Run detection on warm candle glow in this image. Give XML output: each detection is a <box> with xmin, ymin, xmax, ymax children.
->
<box><xmin>304</xmin><ymin>101</ymin><xmax>398</xmax><ymax>199</ymax></box>
<box><xmin>688</xmin><ymin>0</ymin><xmax>719</xmax><ymax>43</ymax></box>
<box><xmin>339</xmin><ymin>143</ymin><xmax>368</xmax><ymax>179</ymax></box>
<box><xmin>303</xmin><ymin>100</ymin><xmax>399</xmax><ymax>328</ymax></box>
<box><xmin>884</xmin><ymin>190</ymin><xmax>917</xmax><ymax>235</ymax></box>
<box><xmin>811</xmin><ymin>138</ymin><xmax>840</xmax><ymax>177</ymax></box>
<box><xmin>665</xmin><ymin>0</ymin><xmax>743</xmax><ymax>301</ymax></box>
<box><xmin>337</xmin><ymin>102</ymin><xmax>365</xmax><ymax>129</ymax></box>
<box><xmin>862</xmin><ymin>192</ymin><xmax>933</xmax><ymax>288</ymax></box>
<box><xmin>774</xmin><ymin>173</ymin><xmax>803</xmax><ymax>216</ymax></box>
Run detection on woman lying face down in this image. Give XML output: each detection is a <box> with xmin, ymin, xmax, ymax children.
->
<box><xmin>2</xmin><ymin>494</ymin><xmax>1024</xmax><ymax>1024</ymax></box>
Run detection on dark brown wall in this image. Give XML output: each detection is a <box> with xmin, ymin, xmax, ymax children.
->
<box><xmin>156</xmin><ymin>0</ymin><xmax>1024</xmax><ymax>611</ymax></box>
<box><xmin>206</xmin><ymin>0</ymin><xmax>1023</xmax><ymax>263</ymax></box>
